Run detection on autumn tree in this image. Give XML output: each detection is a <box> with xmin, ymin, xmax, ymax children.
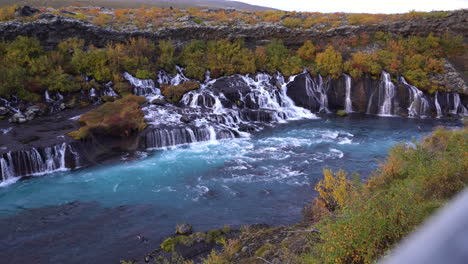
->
<box><xmin>180</xmin><ymin>40</ymin><xmax>207</xmax><ymax>80</ymax></box>
<box><xmin>297</xmin><ymin>40</ymin><xmax>316</xmax><ymax>65</ymax></box>
<box><xmin>264</xmin><ymin>40</ymin><xmax>289</xmax><ymax>73</ymax></box>
<box><xmin>158</xmin><ymin>40</ymin><xmax>176</xmax><ymax>73</ymax></box>
<box><xmin>254</xmin><ymin>46</ymin><xmax>268</xmax><ymax>72</ymax></box>
<box><xmin>315</xmin><ymin>45</ymin><xmax>343</xmax><ymax>78</ymax></box>
<box><xmin>344</xmin><ymin>51</ymin><xmax>382</xmax><ymax>79</ymax></box>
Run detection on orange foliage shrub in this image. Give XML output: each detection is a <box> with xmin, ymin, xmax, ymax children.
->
<box><xmin>68</xmin><ymin>95</ymin><xmax>147</xmax><ymax>140</ymax></box>
<box><xmin>161</xmin><ymin>81</ymin><xmax>200</xmax><ymax>103</ymax></box>
<box><xmin>0</xmin><ymin>5</ymin><xmax>17</xmax><ymax>21</ymax></box>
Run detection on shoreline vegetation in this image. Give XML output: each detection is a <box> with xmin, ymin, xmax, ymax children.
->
<box><xmin>129</xmin><ymin>126</ymin><xmax>467</xmax><ymax>264</ymax></box>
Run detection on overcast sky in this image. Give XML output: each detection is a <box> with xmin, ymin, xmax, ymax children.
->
<box><xmin>237</xmin><ymin>0</ymin><xmax>468</xmax><ymax>13</ymax></box>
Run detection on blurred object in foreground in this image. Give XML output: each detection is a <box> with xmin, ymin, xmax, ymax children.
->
<box><xmin>381</xmin><ymin>187</ymin><xmax>468</xmax><ymax>264</ymax></box>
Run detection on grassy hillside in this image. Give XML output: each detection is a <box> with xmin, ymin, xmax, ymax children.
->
<box><xmin>0</xmin><ymin>0</ymin><xmax>275</xmax><ymax>10</ymax></box>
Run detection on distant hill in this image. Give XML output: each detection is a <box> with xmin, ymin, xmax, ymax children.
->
<box><xmin>0</xmin><ymin>0</ymin><xmax>276</xmax><ymax>10</ymax></box>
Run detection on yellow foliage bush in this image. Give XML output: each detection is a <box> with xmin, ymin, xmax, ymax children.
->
<box><xmin>314</xmin><ymin>169</ymin><xmax>355</xmax><ymax>212</ymax></box>
<box><xmin>313</xmin><ymin>127</ymin><xmax>468</xmax><ymax>264</ymax></box>
<box><xmin>0</xmin><ymin>5</ymin><xmax>16</xmax><ymax>21</ymax></box>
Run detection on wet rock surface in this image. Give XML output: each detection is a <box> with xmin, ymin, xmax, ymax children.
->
<box><xmin>0</xmin><ymin>106</ymin><xmax>94</xmax><ymax>154</ymax></box>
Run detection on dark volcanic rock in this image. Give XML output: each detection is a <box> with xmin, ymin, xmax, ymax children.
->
<box><xmin>180</xmin><ymin>115</ymin><xmax>191</xmax><ymax>123</ymax></box>
<box><xmin>211</xmin><ymin>75</ymin><xmax>251</xmax><ymax>103</ymax></box>
<box><xmin>15</xmin><ymin>6</ymin><xmax>40</xmax><ymax>17</ymax></box>
<box><xmin>175</xmin><ymin>223</ymin><xmax>193</xmax><ymax>235</ymax></box>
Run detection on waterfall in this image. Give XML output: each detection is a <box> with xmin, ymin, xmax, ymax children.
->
<box><xmin>0</xmin><ymin>98</ymin><xmax>20</xmax><ymax>114</ymax></box>
<box><xmin>45</xmin><ymin>90</ymin><xmax>52</xmax><ymax>102</ymax></box>
<box><xmin>123</xmin><ymin>72</ymin><xmax>161</xmax><ymax>97</ymax></box>
<box><xmin>0</xmin><ymin>143</ymin><xmax>80</xmax><ymax>183</ymax></box>
<box><xmin>144</xmin><ymin>126</ymin><xmax>234</xmax><ymax>149</ymax></box>
<box><xmin>278</xmin><ymin>75</ymin><xmax>316</xmax><ymax>120</ymax></box>
<box><xmin>401</xmin><ymin>77</ymin><xmax>430</xmax><ymax>118</ymax></box>
<box><xmin>344</xmin><ymin>74</ymin><xmax>353</xmax><ymax>113</ymax></box>
<box><xmin>379</xmin><ymin>71</ymin><xmax>396</xmax><ymax>116</ymax></box>
<box><xmin>89</xmin><ymin>88</ymin><xmax>97</xmax><ymax>97</ymax></box>
<box><xmin>179</xmin><ymin>72</ymin><xmax>314</xmax><ymax>125</ymax></box>
<box><xmin>127</xmin><ymin>69</ymin><xmax>316</xmax><ymax>150</ymax></box>
<box><xmin>451</xmin><ymin>93</ymin><xmax>468</xmax><ymax>116</ymax></box>
<box><xmin>157</xmin><ymin>66</ymin><xmax>189</xmax><ymax>86</ymax></box>
<box><xmin>435</xmin><ymin>91</ymin><xmax>442</xmax><ymax>118</ymax></box>
<box><xmin>367</xmin><ymin>71</ymin><xmax>396</xmax><ymax>116</ymax></box>
<box><xmin>0</xmin><ymin>153</ymin><xmax>14</xmax><ymax>182</ymax></box>
<box><xmin>304</xmin><ymin>74</ymin><xmax>329</xmax><ymax>113</ymax></box>
<box><xmin>103</xmin><ymin>82</ymin><xmax>119</xmax><ymax>97</ymax></box>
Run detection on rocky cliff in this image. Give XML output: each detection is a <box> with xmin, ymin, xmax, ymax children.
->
<box><xmin>0</xmin><ymin>10</ymin><xmax>467</xmax><ymax>50</ymax></box>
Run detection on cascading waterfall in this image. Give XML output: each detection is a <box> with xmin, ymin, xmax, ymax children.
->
<box><xmin>144</xmin><ymin>126</ymin><xmax>227</xmax><ymax>149</ymax></box>
<box><xmin>123</xmin><ymin>72</ymin><xmax>160</xmax><ymax>97</ymax></box>
<box><xmin>401</xmin><ymin>77</ymin><xmax>430</xmax><ymax>118</ymax></box>
<box><xmin>435</xmin><ymin>91</ymin><xmax>442</xmax><ymax>118</ymax></box>
<box><xmin>0</xmin><ymin>143</ymin><xmax>80</xmax><ymax>183</ymax></box>
<box><xmin>158</xmin><ymin>66</ymin><xmax>189</xmax><ymax>86</ymax></box>
<box><xmin>378</xmin><ymin>71</ymin><xmax>396</xmax><ymax>116</ymax></box>
<box><xmin>89</xmin><ymin>88</ymin><xmax>97</xmax><ymax>97</ymax></box>
<box><xmin>0</xmin><ymin>97</ymin><xmax>20</xmax><ymax>114</ymax></box>
<box><xmin>124</xmin><ymin>70</ymin><xmax>315</xmax><ymax>150</ymax></box>
<box><xmin>103</xmin><ymin>82</ymin><xmax>119</xmax><ymax>97</ymax></box>
<box><xmin>451</xmin><ymin>93</ymin><xmax>468</xmax><ymax>116</ymax></box>
<box><xmin>278</xmin><ymin>74</ymin><xmax>316</xmax><ymax>120</ymax></box>
<box><xmin>305</xmin><ymin>74</ymin><xmax>329</xmax><ymax>113</ymax></box>
<box><xmin>45</xmin><ymin>90</ymin><xmax>52</xmax><ymax>102</ymax></box>
<box><xmin>0</xmin><ymin>153</ymin><xmax>14</xmax><ymax>182</ymax></box>
<box><xmin>344</xmin><ymin>74</ymin><xmax>353</xmax><ymax>113</ymax></box>
<box><xmin>367</xmin><ymin>71</ymin><xmax>396</xmax><ymax>116</ymax></box>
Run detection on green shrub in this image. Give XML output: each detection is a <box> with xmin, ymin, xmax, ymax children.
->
<box><xmin>135</xmin><ymin>69</ymin><xmax>153</xmax><ymax>79</ymax></box>
<box><xmin>265</xmin><ymin>40</ymin><xmax>289</xmax><ymax>74</ymax></box>
<box><xmin>180</xmin><ymin>40</ymin><xmax>207</xmax><ymax>80</ymax></box>
<box><xmin>158</xmin><ymin>40</ymin><xmax>176</xmax><ymax>73</ymax></box>
<box><xmin>282</xmin><ymin>17</ymin><xmax>302</xmax><ymax>28</ymax></box>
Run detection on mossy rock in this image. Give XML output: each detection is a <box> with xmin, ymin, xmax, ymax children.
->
<box><xmin>336</xmin><ymin>110</ymin><xmax>348</xmax><ymax>117</ymax></box>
